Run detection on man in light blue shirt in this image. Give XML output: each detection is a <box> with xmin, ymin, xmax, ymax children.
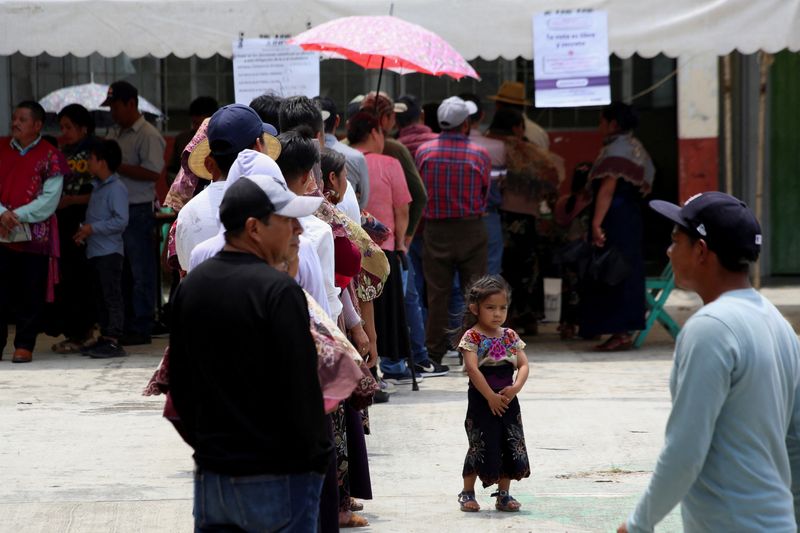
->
<box><xmin>619</xmin><ymin>192</ymin><xmax>800</xmax><ymax>532</ymax></box>
<box><xmin>74</xmin><ymin>140</ymin><xmax>129</xmax><ymax>359</ymax></box>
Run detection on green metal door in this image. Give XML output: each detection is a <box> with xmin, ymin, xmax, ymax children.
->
<box><xmin>769</xmin><ymin>51</ymin><xmax>800</xmax><ymax>275</ymax></box>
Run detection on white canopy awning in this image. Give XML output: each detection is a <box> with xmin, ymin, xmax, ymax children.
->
<box><xmin>1</xmin><ymin>0</ymin><xmax>799</xmax><ymax>59</ymax></box>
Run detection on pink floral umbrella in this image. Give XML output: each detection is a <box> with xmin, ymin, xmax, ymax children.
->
<box><xmin>289</xmin><ymin>15</ymin><xmax>479</xmax><ymax>91</ymax></box>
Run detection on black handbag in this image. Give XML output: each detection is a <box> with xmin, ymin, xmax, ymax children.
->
<box><xmin>588</xmin><ymin>246</ymin><xmax>631</xmax><ymax>286</ymax></box>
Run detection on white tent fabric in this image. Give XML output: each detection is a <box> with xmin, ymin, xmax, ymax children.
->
<box><xmin>1</xmin><ymin>0</ymin><xmax>799</xmax><ymax>59</ymax></box>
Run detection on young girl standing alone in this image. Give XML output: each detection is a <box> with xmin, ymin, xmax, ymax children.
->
<box><xmin>457</xmin><ymin>276</ymin><xmax>531</xmax><ymax>512</ymax></box>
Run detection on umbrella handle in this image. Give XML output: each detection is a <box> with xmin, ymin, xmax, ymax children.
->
<box><xmin>375</xmin><ymin>56</ymin><xmax>386</xmax><ymax>97</ymax></box>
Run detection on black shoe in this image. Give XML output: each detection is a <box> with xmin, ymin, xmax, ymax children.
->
<box><xmin>414</xmin><ymin>359</ymin><xmax>450</xmax><ymax>377</ymax></box>
<box><xmin>87</xmin><ymin>338</ymin><xmax>127</xmax><ymax>359</ymax></box>
<box><xmin>373</xmin><ymin>390</ymin><xmax>390</xmax><ymax>404</ymax></box>
<box><xmin>119</xmin><ymin>333</ymin><xmax>152</xmax><ymax>346</ymax></box>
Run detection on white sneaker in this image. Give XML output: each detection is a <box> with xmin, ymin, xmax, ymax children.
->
<box><xmin>383</xmin><ymin>369</ymin><xmax>423</xmax><ymax>385</ymax></box>
<box><xmin>444</xmin><ymin>349</ymin><xmax>460</xmax><ymax>359</ymax></box>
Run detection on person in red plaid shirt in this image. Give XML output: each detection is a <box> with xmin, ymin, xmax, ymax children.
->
<box><xmin>415</xmin><ymin>96</ymin><xmax>492</xmax><ymax>364</ymax></box>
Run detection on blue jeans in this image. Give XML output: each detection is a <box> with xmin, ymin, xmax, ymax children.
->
<box><xmin>403</xmin><ymin>258</ymin><xmax>429</xmax><ymax>366</ymax></box>
<box><xmin>484</xmin><ymin>210</ymin><xmax>503</xmax><ymax>276</ymax></box>
<box><xmin>449</xmin><ymin>276</ymin><xmax>465</xmax><ymax>333</ymax></box>
<box><xmin>123</xmin><ymin>203</ymin><xmax>156</xmax><ymax>335</ymax></box>
<box><xmin>408</xmin><ymin>237</ymin><xmax>426</xmax><ymax>322</ymax></box>
<box><xmin>194</xmin><ymin>469</ymin><xmax>324</xmax><ymax>532</ymax></box>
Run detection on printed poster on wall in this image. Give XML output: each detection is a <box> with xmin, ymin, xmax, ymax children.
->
<box><xmin>532</xmin><ymin>10</ymin><xmax>611</xmax><ymax>108</ymax></box>
<box><xmin>232</xmin><ymin>38</ymin><xmax>319</xmax><ymax>103</ymax></box>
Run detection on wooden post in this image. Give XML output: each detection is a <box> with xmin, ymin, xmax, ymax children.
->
<box><xmin>722</xmin><ymin>55</ymin><xmax>734</xmax><ymax>194</ymax></box>
<box><xmin>753</xmin><ymin>51</ymin><xmax>773</xmax><ymax>289</ymax></box>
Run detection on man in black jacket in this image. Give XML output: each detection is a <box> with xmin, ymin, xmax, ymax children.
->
<box><xmin>169</xmin><ymin>173</ymin><xmax>327</xmax><ymax>532</ymax></box>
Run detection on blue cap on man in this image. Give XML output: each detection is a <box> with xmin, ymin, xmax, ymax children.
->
<box><xmin>208</xmin><ymin>104</ymin><xmax>278</xmax><ymax>156</ymax></box>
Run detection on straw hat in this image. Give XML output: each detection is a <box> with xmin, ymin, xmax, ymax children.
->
<box><xmin>488</xmin><ymin>81</ymin><xmax>532</xmax><ymax>106</ymax></box>
<box><xmin>187</xmin><ymin>132</ymin><xmax>281</xmax><ymax>180</ymax></box>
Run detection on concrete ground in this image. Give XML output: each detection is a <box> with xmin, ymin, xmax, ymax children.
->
<box><xmin>1</xmin><ymin>287</ymin><xmax>798</xmax><ymax>533</ymax></box>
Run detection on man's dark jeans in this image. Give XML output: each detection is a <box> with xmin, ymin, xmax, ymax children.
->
<box><xmin>122</xmin><ymin>203</ymin><xmax>156</xmax><ymax>336</ymax></box>
<box><xmin>0</xmin><ymin>246</ymin><xmax>48</xmax><ymax>353</ymax></box>
<box><xmin>90</xmin><ymin>253</ymin><xmax>124</xmax><ymax>338</ymax></box>
<box><xmin>194</xmin><ymin>469</ymin><xmax>324</xmax><ymax>532</ymax></box>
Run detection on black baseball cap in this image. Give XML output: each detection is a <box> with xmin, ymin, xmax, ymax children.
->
<box><xmin>100</xmin><ymin>81</ymin><xmax>138</xmax><ymax>106</ymax></box>
<box><xmin>650</xmin><ymin>191</ymin><xmax>762</xmax><ymax>263</ymax></box>
<box><xmin>396</xmin><ymin>95</ymin><xmax>422</xmax><ymax>123</ymax></box>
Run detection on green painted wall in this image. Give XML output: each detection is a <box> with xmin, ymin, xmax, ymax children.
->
<box><xmin>769</xmin><ymin>51</ymin><xmax>800</xmax><ymax>275</ymax></box>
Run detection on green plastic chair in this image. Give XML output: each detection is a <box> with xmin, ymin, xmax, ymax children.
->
<box><xmin>634</xmin><ymin>263</ymin><xmax>681</xmax><ymax>348</ymax></box>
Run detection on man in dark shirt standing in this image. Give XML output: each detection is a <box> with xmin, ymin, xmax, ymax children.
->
<box><xmin>169</xmin><ymin>172</ymin><xmax>328</xmax><ymax>532</ymax></box>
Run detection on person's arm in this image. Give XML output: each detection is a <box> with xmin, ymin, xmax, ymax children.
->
<box><xmin>295</xmin><ymin>238</ymin><xmax>332</xmax><ymax>318</ymax></box>
<box><xmin>393</xmin><ymin>204</ymin><xmax>409</xmax><ymax>253</ymax></box>
<box><xmin>355</xmin><ymin>155</ymin><xmax>370</xmax><ymax>208</ymax></box>
<box><xmin>359</xmin><ymin>299</ymin><xmax>378</xmax><ymax>368</ymax></box>
<box><xmin>14</xmin><ymin>176</ymin><xmax>63</xmax><ymax>223</ymax></box>
<box><xmin>624</xmin><ymin>316</ymin><xmax>735</xmax><ymax>533</ymax></box>
<box><xmin>340</xmin><ymin>289</ymin><xmax>361</xmax><ymax>330</ymax></box>
<box><xmin>390</xmin><ymin>159</ymin><xmax>413</xmax><ymax>250</ymax></box>
<box><xmin>117</xmin><ymin>164</ymin><xmax>161</xmax><ymax>183</ymax></box>
<box><xmin>785</xmin><ymin>334</ymin><xmax>800</xmax><ymax>525</ymax></box>
<box><xmin>463</xmin><ymin>350</ymin><xmax>510</xmax><ymax>417</ymax></box>
<box><xmin>341</xmin><ymin>289</ymin><xmax>369</xmax><ymax>356</ymax></box>
<box><xmin>118</xmin><ymin>131</ymin><xmax>166</xmax><ymax>183</ymax></box>
<box><xmin>59</xmin><ymin>193</ymin><xmax>91</xmax><ymax>209</ymax></box>
<box><xmin>592</xmin><ymin>176</ymin><xmax>617</xmax><ymax>247</ymax></box>
<box><xmin>313</xmin><ymin>224</ymin><xmax>343</xmax><ymax>321</ymax></box>
<box><xmin>500</xmin><ymin>344</ymin><xmax>529</xmax><ymax>402</ymax></box>
<box><xmin>88</xmin><ymin>185</ymin><xmax>129</xmax><ymax>236</ymax></box>
<box><xmin>391</xmin><ymin>142</ymin><xmax>427</xmax><ymax>237</ymax></box>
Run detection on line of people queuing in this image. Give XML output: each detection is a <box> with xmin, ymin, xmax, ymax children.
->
<box><xmin>1</xmin><ymin>76</ymin><xmax>658</xmax><ymax>529</ymax></box>
<box><xmin>4</xmin><ymin>77</ymin><xmax>800</xmax><ymax>533</ymax></box>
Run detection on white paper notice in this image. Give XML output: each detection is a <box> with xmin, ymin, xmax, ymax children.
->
<box><xmin>532</xmin><ymin>10</ymin><xmax>611</xmax><ymax>108</ymax></box>
<box><xmin>232</xmin><ymin>38</ymin><xmax>320</xmax><ymax>103</ymax></box>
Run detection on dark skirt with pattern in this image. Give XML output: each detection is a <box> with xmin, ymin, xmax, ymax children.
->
<box><xmin>500</xmin><ymin>210</ymin><xmax>556</xmax><ymax>324</ymax></box>
<box><xmin>463</xmin><ymin>364</ymin><xmax>531</xmax><ymax>488</ymax></box>
<box><xmin>334</xmin><ymin>401</ymin><xmax>372</xmax><ymax>514</ymax></box>
<box><xmin>373</xmin><ymin>250</ymin><xmax>411</xmax><ymax>363</ymax></box>
<box><xmin>578</xmin><ymin>180</ymin><xmax>646</xmax><ymax>337</ymax></box>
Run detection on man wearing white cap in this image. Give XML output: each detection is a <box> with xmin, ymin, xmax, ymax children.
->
<box><xmin>169</xmin><ymin>173</ymin><xmax>329</xmax><ymax>532</ymax></box>
<box><xmin>415</xmin><ymin>96</ymin><xmax>492</xmax><ymax>364</ymax></box>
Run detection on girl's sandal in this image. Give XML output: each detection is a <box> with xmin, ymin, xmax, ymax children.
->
<box><xmin>491</xmin><ymin>490</ymin><xmax>521</xmax><ymax>512</ymax></box>
<box><xmin>339</xmin><ymin>511</ymin><xmax>369</xmax><ymax>528</ymax></box>
<box><xmin>458</xmin><ymin>490</ymin><xmax>480</xmax><ymax>512</ymax></box>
